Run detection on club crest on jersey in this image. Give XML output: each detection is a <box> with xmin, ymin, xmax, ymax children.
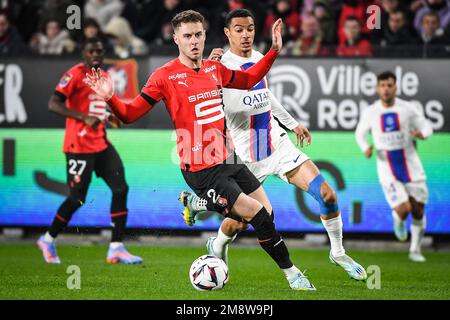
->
<box><xmin>211</xmin><ymin>74</ymin><xmax>218</xmax><ymax>82</ymax></box>
<box><xmin>59</xmin><ymin>73</ymin><xmax>72</xmax><ymax>87</ymax></box>
<box><xmin>381</xmin><ymin>113</ymin><xmax>400</xmax><ymax>132</ymax></box>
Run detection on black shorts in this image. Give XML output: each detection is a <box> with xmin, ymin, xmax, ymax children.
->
<box><xmin>182</xmin><ymin>156</ymin><xmax>261</xmax><ymax>218</ymax></box>
<box><xmin>66</xmin><ymin>144</ymin><xmax>124</xmax><ymax>197</ymax></box>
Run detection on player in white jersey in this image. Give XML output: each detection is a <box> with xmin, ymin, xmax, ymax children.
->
<box><xmin>179</xmin><ymin>9</ymin><xmax>367</xmax><ymax>281</ymax></box>
<box><xmin>355</xmin><ymin>71</ymin><xmax>433</xmax><ymax>262</ymax></box>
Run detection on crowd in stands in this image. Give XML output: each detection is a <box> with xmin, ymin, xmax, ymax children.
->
<box><xmin>1</xmin><ymin>0</ymin><xmax>449</xmax><ymax>58</ymax></box>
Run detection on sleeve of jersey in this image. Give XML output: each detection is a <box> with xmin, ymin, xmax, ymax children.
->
<box><xmin>221</xmin><ymin>48</ymin><xmax>278</xmax><ymax>90</ymax></box>
<box><xmin>355</xmin><ymin>110</ymin><xmax>372</xmax><ymax>153</ymax></box>
<box><xmin>411</xmin><ymin>107</ymin><xmax>433</xmax><ymax>139</ymax></box>
<box><xmin>54</xmin><ymin>71</ymin><xmax>77</xmax><ymax>100</ymax></box>
<box><xmin>106</xmin><ymin>73</ymin><xmax>164</xmax><ymax>124</ymax></box>
<box><xmin>269</xmin><ymin>90</ymin><xmax>298</xmax><ymax>130</ymax></box>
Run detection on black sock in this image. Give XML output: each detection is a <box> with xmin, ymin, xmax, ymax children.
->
<box><xmin>48</xmin><ymin>197</ymin><xmax>81</xmax><ymax>238</ymax></box>
<box><xmin>111</xmin><ymin>211</ymin><xmax>128</xmax><ymax>242</ymax></box>
<box><xmin>250</xmin><ymin>208</ymin><xmax>293</xmax><ymax>269</ymax></box>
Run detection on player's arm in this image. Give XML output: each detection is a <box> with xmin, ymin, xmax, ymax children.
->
<box><xmin>48</xmin><ymin>93</ymin><xmax>101</xmax><ymax>128</ymax></box>
<box><xmin>355</xmin><ymin>109</ymin><xmax>373</xmax><ymax>158</ymax></box>
<box><xmin>410</xmin><ymin>105</ymin><xmax>433</xmax><ymax>140</ymax></box>
<box><xmin>83</xmin><ymin>69</ymin><xmax>156</xmax><ymax>124</ymax></box>
<box><xmin>269</xmin><ymin>90</ymin><xmax>311</xmax><ymax>147</ymax></box>
<box><xmin>221</xmin><ymin>19</ymin><xmax>283</xmax><ymax>90</ymax></box>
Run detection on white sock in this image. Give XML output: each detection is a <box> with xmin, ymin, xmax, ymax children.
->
<box><xmin>321</xmin><ymin>215</ymin><xmax>346</xmax><ymax>257</ymax></box>
<box><xmin>410</xmin><ymin>215</ymin><xmax>426</xmax><ymax>253</ymax></box>
<box><xmin>44</xmin><ymin>232</ymin><xmax>55</xmax><ymax>243</ymax></box>
<box><xmin>110</xmin><ymin>242</ymin><xmax>123</xmax><ymax>249</ymax></box>
<box><xmin>213</xmin><ymin>227</ymin><xmax>236</xmax><ymax>255</ymax></box>
<box><xmin>282</xmin><ymin>265</ymin><xmax>301</xmax><ymax>279</ymax></box>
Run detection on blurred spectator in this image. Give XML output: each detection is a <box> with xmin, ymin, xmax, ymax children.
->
<box><xmin>84</xmin><ymin>0</ymin><xmax>124</xmax><ymax>30</ymax></box>
<box><xmin>337</xmin><ymin>0</ymin><xmax>377</xmax><ymax>45</ymax></box>
<box><xmin>104</xmin><ymin>16</ymin><xmax>148</xmax><ymax>58</ymax></box>
<box><xmin>377</xmin><ymin>10</ymin><xmax>419</xmax><ymax>46</ymax></box>
<box><xmin>414</xmin><ymin>0</ymin><xmax>450</xmax><ymax>33</ymax></box>
<box><xmin>77</xmin><ymin>18</ymin><xmax>114</xmax><ymax>54</ymax></box>
<box><xmin>30</xmin><ymin>18</ymin><xmax>75</xmax><ymax>55</ymax></box>
<box><xmin>337</xmin><ymin>16</ymin><xmax>372</xmax><ymax>56</ymax></box>
<box><xmin>154</xmin><ymin>22</ymin><xmax>174</xmax><ymax>46</ymax></box>
<box><xmin>39</xmin><ymin>0</ymin><xmax>76</xmax><ymax>31</ymax></box>
<box><xmin>419</xmin><ymin>11</ymin><xmax>450</xmax><ymax>56</ymax></box>
<box><xmin>291</xmin><ymin>15</ymin><xmax>329</xmax><ymax>56</ymax></box>
<box><xmin>264</xmin><ymin>0</ymin><xmax>300</xmax><ymax>43</ymax></box>
<box><xmin>312</xmin><ymin>0</ymin><xmax>337</xmax><ymax>45</ymax></box>
<box><xmin>0</xmin><ymin>10</ymin><xmax>28</xmax><ymax>55</ymax></box>
<box><xmin>134</xmin><ymin>0</ymin><xmax>184</xmax><ymax>44</ymax></box>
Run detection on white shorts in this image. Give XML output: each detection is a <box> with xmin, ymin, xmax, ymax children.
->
<box><xmin>245</xmin><ymin>136</ymin><xmax>309</xmax><ymax>183</ymax></box>
<box><xmin>381</xmin><ymin>180</ymin><xmax>429</xmax><ymax>209</ymax></box>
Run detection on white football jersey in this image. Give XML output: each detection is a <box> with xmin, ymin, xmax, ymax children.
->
<box><xmin>221</xmin><ymin>49</ymin><xmax>298</xmax><ymax>163</ymax></box>
<box><xmin>355</xmin><ymin>98</ymin><xmax>433</xmax><ymax>184</ymax></box>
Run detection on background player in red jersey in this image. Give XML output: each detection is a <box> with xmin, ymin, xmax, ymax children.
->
<box><xmin>37</xmin><ymin>37</ymin><xmax>143</xmax><ymax>265</ymax></box>
<box><xmin>84</xmin><ymin>10</ymin><xmax>316</xmax><ymax>291</ymax></box>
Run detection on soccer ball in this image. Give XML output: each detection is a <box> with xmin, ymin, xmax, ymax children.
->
<box><xmin>189</xmin><ymin>255</ymin><xmax>228</xmax><ymax>291</ymax></box>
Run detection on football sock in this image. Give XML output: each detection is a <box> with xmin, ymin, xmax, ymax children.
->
<box><xmin>249</xmin><ymin>208</ymin><xmax>293</xmax><ymax>269</ymax></box>
<box><xmin>111</xmin><ymin>211</ymin><xmax>128</xmax><ymax>242</ymax></box>
<box><xmin>282</xmin><ymin>265</ymin><xmax>301</xmax><ymax>279</ymax></box>
<box><xmin>213</xmin><ymin>227</ymin><xmax>236</xmax><ymax>256</ymax></box>
<box><xmin>44</xmin><ymin>232</ymin><xmax>55</xmax><ymax>243</ymax></box>
<box><xmin>410</xmin><ymin>215</ymin><xmax>426</xmax><ymax>253</ymax></box>
<box><xmin>48</xmin><ymin>197</ymin><xmax>81</xmax><ymax>238</ymax></box>
<box><xmin>109</xmin><ymin>242</ymin><xmax>123</xmax><ymax>250</ymax></box>
<box><xmin>321</xmin><ymin>215</ymin><xmax>346</xmax><ymax>257</ymax></box>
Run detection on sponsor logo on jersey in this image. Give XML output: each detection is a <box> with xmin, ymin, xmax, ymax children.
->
<box><xmin>203</xmin><ymin>65</ymin><xmax>216</xmax><ymax>73</ymax></box>
<box><xmin>178</xmin><ymin>80</ymin><xmax>189</xmax><ymax>87</ymax></box>
<box><xmin>168</xmin><ymin>72</ymin><xmax>187</xmax><ymax>80</ymax></box>
<box><xmin>242</xmin><ymin>91</ymin><xmax>270</xmax><ymax>110</ymax></box>
<box><xmin>59</xmin><ymin>73</ymin><xmax>72</xmax><ymax>87</ymax></box>
<box><xmin>188</xmin><ymin>89</ymin><xmax>223</xmax><ymax>103</ymax></box>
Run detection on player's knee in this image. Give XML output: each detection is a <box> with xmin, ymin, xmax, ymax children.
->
<box><xmin>307</xmin><ymin>175</ymin><xmax>339</xmax><ymax>215</ymax></box>
<box><xmin>249</xmin><ymin>207</ymin><xmax>275</xmax><ymax>240</ymax></box>
<box><xmin>321</xmin><ymin>182</ymin><xmax>337</xmax><ymax>205</ymax></box>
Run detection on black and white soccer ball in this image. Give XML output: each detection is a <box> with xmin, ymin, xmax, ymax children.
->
<box><xmin>189</xmin><ymin>255</ymin><xmax>228</xmax><ymax>291</ymax></box>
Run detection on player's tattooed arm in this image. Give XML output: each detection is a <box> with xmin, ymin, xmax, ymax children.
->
<box><xmin>48</xmin><ymin>94</ymin><xmax>101</xmax><ymax>128</ymax></box>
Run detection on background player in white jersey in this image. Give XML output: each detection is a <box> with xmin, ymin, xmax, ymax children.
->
<box><xmin>355</xmin><ymin>71</ymin><xmax>433</xmax><ymax>262</ymax></box>
<box><xmin>180</xmin><ymin>9</ymin><xmax>367</xmax><ymax>281</ymax></box>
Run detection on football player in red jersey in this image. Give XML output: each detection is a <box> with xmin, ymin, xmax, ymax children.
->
<box><xmin>37</xmin><ymin>38</ymin><xmax>143</xmax><ymax>265</ymax></box>
<box><xmin>85</xmin><ymin>10</ymin><xmax>315</xmax><ymax>290</ymax></box>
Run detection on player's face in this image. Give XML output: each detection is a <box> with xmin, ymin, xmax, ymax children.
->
<box><xmin>225</xmin><ymin>17</ymin><xmax>255</xmax><ymax>54</ymax></box>
<box><xmin>83</xmin><ymin>42</ymin><xmax>105</xmax><ymax>69</ymax></box>
<box><xmin>173</xmin><ymin>22</ymin><xmax>206</xmax><ymax>62</ymax></box>
<box><xmin>377</xmin><ymin>78</ymin><xmax>397</xmax><ymax>103</ymax></box>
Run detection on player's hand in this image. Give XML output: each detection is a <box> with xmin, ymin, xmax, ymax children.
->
<box><xmin>411</xmin><ymin>129</ymin><xmax>425</xmax><ymax>140</ymax></box>
<box><xmin>84</xmin><ymin>68</ymin><xmax>114</xmax><ymax>100</ymax></box>
<box><xmin>292</xmin><ymin>125</ymin><xmax>311</xmax><ymax>147</ymax></box>
<box><xmin>364</xmin><ymin>146</ymin><xmax>373</xmax><ymax>158</ymax></box>
<box><xmin>82</xmin><ymin>114</ymin><xmax>101</xmax><ymax>129</ymax></box>
<box><xmin>271</xmin><ymin>18</ymin><xmax>283</xmax><ymax>52</ymax></box>
<box><xmin>107</xmin><ymin>113</ymin><xmax>122</xmax><ymax>128</ymax></box>
<box><xmin>208</xmin><ymin>48</ymin><xmax>223</xmax><ymax>61</ymax></box>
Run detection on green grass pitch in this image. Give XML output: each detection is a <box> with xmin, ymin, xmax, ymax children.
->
<box><xmin>1</xmin><ymin>244</ymin><xmax>449</xmax><ymax>300</ymax></box>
